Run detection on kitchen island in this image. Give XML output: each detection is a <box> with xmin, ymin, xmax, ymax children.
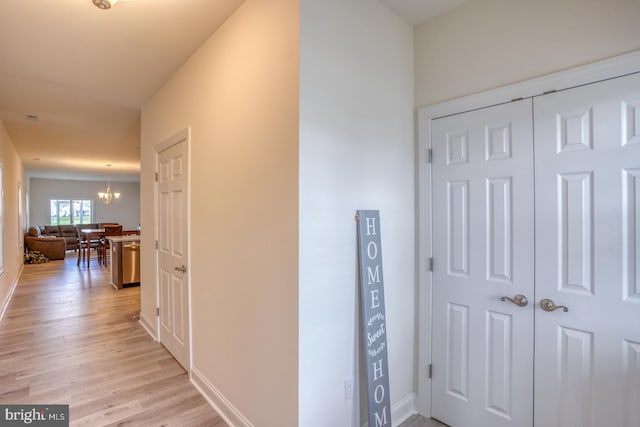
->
<box><xmin>107</xmin><ymin>235</ymin><xmax>140</xmax><ymax>289</ymax></box>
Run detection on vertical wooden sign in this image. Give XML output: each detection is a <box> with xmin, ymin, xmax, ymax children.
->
<box><xmin>356</xmin><ymin>210</ymin><xmax>391</xmax><ymax>427</ymax></box>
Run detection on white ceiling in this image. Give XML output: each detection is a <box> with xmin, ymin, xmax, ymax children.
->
<box><xmin>0</xmin><ymin>0</ymin><xmax>243</xmax><ymax>181</ymax></box>
<box><xmin>0</xmin><ymin>0</ymin><xmax>467</xmax><ymax>182</ymax></box>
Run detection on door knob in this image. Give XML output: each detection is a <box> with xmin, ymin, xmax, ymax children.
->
<box><xmin>174</xmin><ymin>265</ymin><xmax>186</xmax><ymax>273</ymax></box>
<box><xmin>500</xmin><ymin>294</ymin><xmax>528</xmax><ymax>307</ymax></box>
<box><xmin>540</xmin><ymin>298</ymin><xmax>568</xmax><ymax>312</ymax></box>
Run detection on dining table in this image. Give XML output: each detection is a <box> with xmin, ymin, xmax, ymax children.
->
<box><xmin>79</xmin><ymin>228</ymin><xmax>105</xmax><ymax>268</ymax></box>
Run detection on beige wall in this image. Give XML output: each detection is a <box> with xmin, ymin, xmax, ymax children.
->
<box><xmin>140</xmin><ymin>0</ymin><xmax>299</xmax><ymax>425</ymax></box>
<box><xmin>299</xmin><ymin>0</ymin><xmax>415</xmax><ymax>425</ymax></box>
<box><xmin>415</xmin><ymin>0</ymin><xmax>640</xmax><ymax>106</ymax></box>
<box><xmin>0</xmin><ymin>121</ymin><xmax>26</xmax><ymax>318</ymax></box>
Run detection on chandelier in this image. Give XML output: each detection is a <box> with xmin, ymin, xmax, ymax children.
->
<box><xmin>98</xmin><ymin>164</ymin><xmax>121</xmax><ymax>205</ymax></box>
<box><xmin>93</xmin><ymin>0</ymin><xmax>120</xmax><ymax>9</ymax></box>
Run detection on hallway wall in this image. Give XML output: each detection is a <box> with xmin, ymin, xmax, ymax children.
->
<box><xmin>0</xmin><ymin>120</ymin><xmax>27</xmax><ymax>319</ymax></box>
<box><xmin>299</xmin><ymin>0</ymin><xmax>415</xmax><ymax>425</ymax></box>
<box><xmin>140</xmin><ymin>0</ymin><xmax>299</xmax><ymax>425</ymax></box>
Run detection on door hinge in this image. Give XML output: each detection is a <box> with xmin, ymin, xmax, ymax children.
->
<box><xmin>156</xmin><ymin>307</ymin><xmax>160</xmax><ymax>317</ymax></box>
<box><xmin>428</xmin><ymin>257</ymin><xmax>433</xmax><ymax>272</ymax></box>
<box><xmin>155</xmin><ymin>240</ymin><xmax>158</xmax><ymax>250</ymax></box>
<box><xmin>427</xmin><ymin>148</ymin><xmax>433</xmax><ymax>164</ymax></box>
<box><xmin>428</xmin><ymin>364</ymin><xmax>433</xmax><ymax>379</ymax></box>
<box><xmin>155</xmin><ymin>172</ymin><xmax>158</xmax><ymax>182</ymax></box>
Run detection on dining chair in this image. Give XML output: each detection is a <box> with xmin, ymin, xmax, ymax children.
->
<box><xmin>77</xmin><ymin>228</ymin><xmax>103</xmax><ymax>268</ymax></box>
<box><xmin>76</xmin><ymin>227</ymin><xmax>88</xmax><ymax>267</ymax></box>
<box><xmin>101</xmin><ymin>225</ymin><xmax>123</xmax><ymax>266</ymax></box>
<box><xmin>88</xmin><ymin>232</ymin><xmax>104</xmax><ymax>268</ymax></box>
<box><xmin>99</xmin><ymin>222</ymin><xmax>119</xmax><ymax>229</ymax></box>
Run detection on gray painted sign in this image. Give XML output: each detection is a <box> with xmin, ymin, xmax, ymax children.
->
<box><xmin>356</xmin><ymin>210</ymin><xmax>391</xmax><ymax>427</ymax></box>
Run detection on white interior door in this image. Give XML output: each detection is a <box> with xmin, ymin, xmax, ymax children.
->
<box><xmin>430</xmin><ymin>72</ymin><xmax>640</xmax><ymax>426</ymax></box>
<box><xmin>157</xmin><ymin>138</ymin><xmax>190</xmax><ymax>370</ymax></box>
<box><xmin>533</xmin><ymin>73</ymin><xmax>640</xmax><ymax>427</ymax></box>
<box><xmin>431</xmin><ymin>99</ymin><xmax>535</xmax><ymax>427</ymax></box>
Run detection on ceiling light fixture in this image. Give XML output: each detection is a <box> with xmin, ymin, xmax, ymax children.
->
<box><xmin>92</xmin><ymin>0</ymin><xmax>119</xmax><ymax>10</ymax></box>
<box><xmin>98</xmin><ymin>164</ymin><xmax>121</xmax><ymax>205</ymax></box>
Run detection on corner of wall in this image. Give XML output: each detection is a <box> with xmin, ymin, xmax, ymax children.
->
<box><xmin>138</xmin><ymin>313</ymin><xmax>157</xmax><ymax>340</ymax></box>
<box><xmin>357</xmin><ymin>392</ymin><xmax>417</xmax><ymax>427</ymax></box>
<box><xmin>0</xmin><ymin>264</ymin><xmax>23</xmax><ymax>323</ymax></box>
<box><xmin>391</xmin><ymin>392</ymin><xmax>417</xmax><ymax>426</ymax></box>
<box><xmin>191</xmin><ymin>366</ymin><xmax>255</xmax><ymax>427</ymax></box>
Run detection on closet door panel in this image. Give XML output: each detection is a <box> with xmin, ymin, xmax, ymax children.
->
<box><xmin>431</xmin><ymin>99</ymin><xmax>534</xmax><ymax>427</ymax></box>
<box><xmin>534</xmin><ymin>72</ymin><xmax>640</xmax><ymax>427</ymax></box>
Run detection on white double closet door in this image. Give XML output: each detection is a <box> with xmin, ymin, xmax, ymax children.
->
<box><xmin>430</xmin><ymin>72</ymin><xmax>640</xmax><ymax>427</ymax></box>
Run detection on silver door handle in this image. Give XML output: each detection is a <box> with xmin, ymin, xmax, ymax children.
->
<box><xmin>175</xmin><ymin>265</ymin><xmax>186</xmax><ymax>273</ymax></box>
<box><xmin>500</xmin><ymin>294</ymin><xmax>528</xmax><ymax>307</ymax></box>
<box><xmin>540</xmin><ymin>298</ymin><xmax>568</xmax><ymax>312</ymax></box>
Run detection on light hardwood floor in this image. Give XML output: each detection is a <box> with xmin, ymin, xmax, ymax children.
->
<box><xmin>1</xmin><ymin>253</ymin><xmax>446</xmax><ymax>427</ymax></box>
<box><xmin>399</xmin><ymin>414</ymin><xmax>447</xmax><ymax>427</ymax></box>
<box><xmin>0</xmin><ymin>253</ymin><xmax>226</xmax><ymax>426</ymax></box>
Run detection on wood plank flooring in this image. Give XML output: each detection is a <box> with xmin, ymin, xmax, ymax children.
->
<box><xmin>0</xmin><ymin>253</ymin><xmax>226</xmax><ymax>427</ymax></box>
<box><xmin>1</xmin><ymin>253</ymin><xmax>448</xmax><ymax>427</ymax></box>
<box><xmin>399</xmin><ymin>414</ymin><xmax>447</xmax><ymax>427</ymax></box>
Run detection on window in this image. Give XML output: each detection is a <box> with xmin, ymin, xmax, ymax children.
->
<box><xmin>50</xmin><ymin>199</ymin><xmax>92</xmax><ymax>225</ymax></box>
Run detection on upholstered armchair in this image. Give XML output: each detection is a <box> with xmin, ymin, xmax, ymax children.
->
<box><xmin>25</xmin><ymin>226</ymin><xmax>66</xmax><ymax>260</ymax></box>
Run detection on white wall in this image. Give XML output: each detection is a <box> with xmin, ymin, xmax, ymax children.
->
<box><xmin>0</xmin><ymin>120</ymin><xmax>27</xmax><ymax>318</ymax></box>
<box><xmin>29</xmin><ymin>178</ymin><xmax>140</xmax><ymax>229</ymax></box>
<box><xmin>415</xmin><ymin>0</ymin><xmax>640</xmax><ymax>106</ymax></box>
<box><xmin>140</xmin><ymin>0</ymin><xmax>299</xmax><ymax>425</ymax></box>
<box><xmin>413</xmin><ymin>0</ymin><xmax>640</xmax><ymax>419</ymax></box>
<box><xmin>299</xmin><ymin>1</ymin><xmax>415</xmax><ymax>425</ymax></box>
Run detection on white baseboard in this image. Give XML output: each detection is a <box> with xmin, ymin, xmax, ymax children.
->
<box><xmin>0</xmin><ymin>264</ymin><xmax>23</xmax><ymax>323</ymax></box>
<box><xmin>138</xmin><ymin>313</ymin><xmax>157</xmax><ymax>340</ymax></box>
<box><xmin>392</xmin><ymin>392</ymin><xmax>417</xmax><ymax>426</ymax></box>
<box><xmin>360</xmin><ymin>392</ymin><xmax>417</xmax><ymax>427</ymax></box>
<box><xmin>191</xmin><ymin>366</ymin><xmax>254</xmax><ymax>427</ymax></box>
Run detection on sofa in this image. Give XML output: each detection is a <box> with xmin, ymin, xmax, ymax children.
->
<box><xmin>25</xmin><ymin>226</ymin><xmax>66</xmax><ymax>260</ymax></box>
<box><xmin>25</xmin><ymin>223</ymin><xmax>117</xmax><ymax>259</ymax></box>
<box><xmin>38</xmin><ymin>225</ymin><xmax>80</xmax><ymax>250</ymax></box>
